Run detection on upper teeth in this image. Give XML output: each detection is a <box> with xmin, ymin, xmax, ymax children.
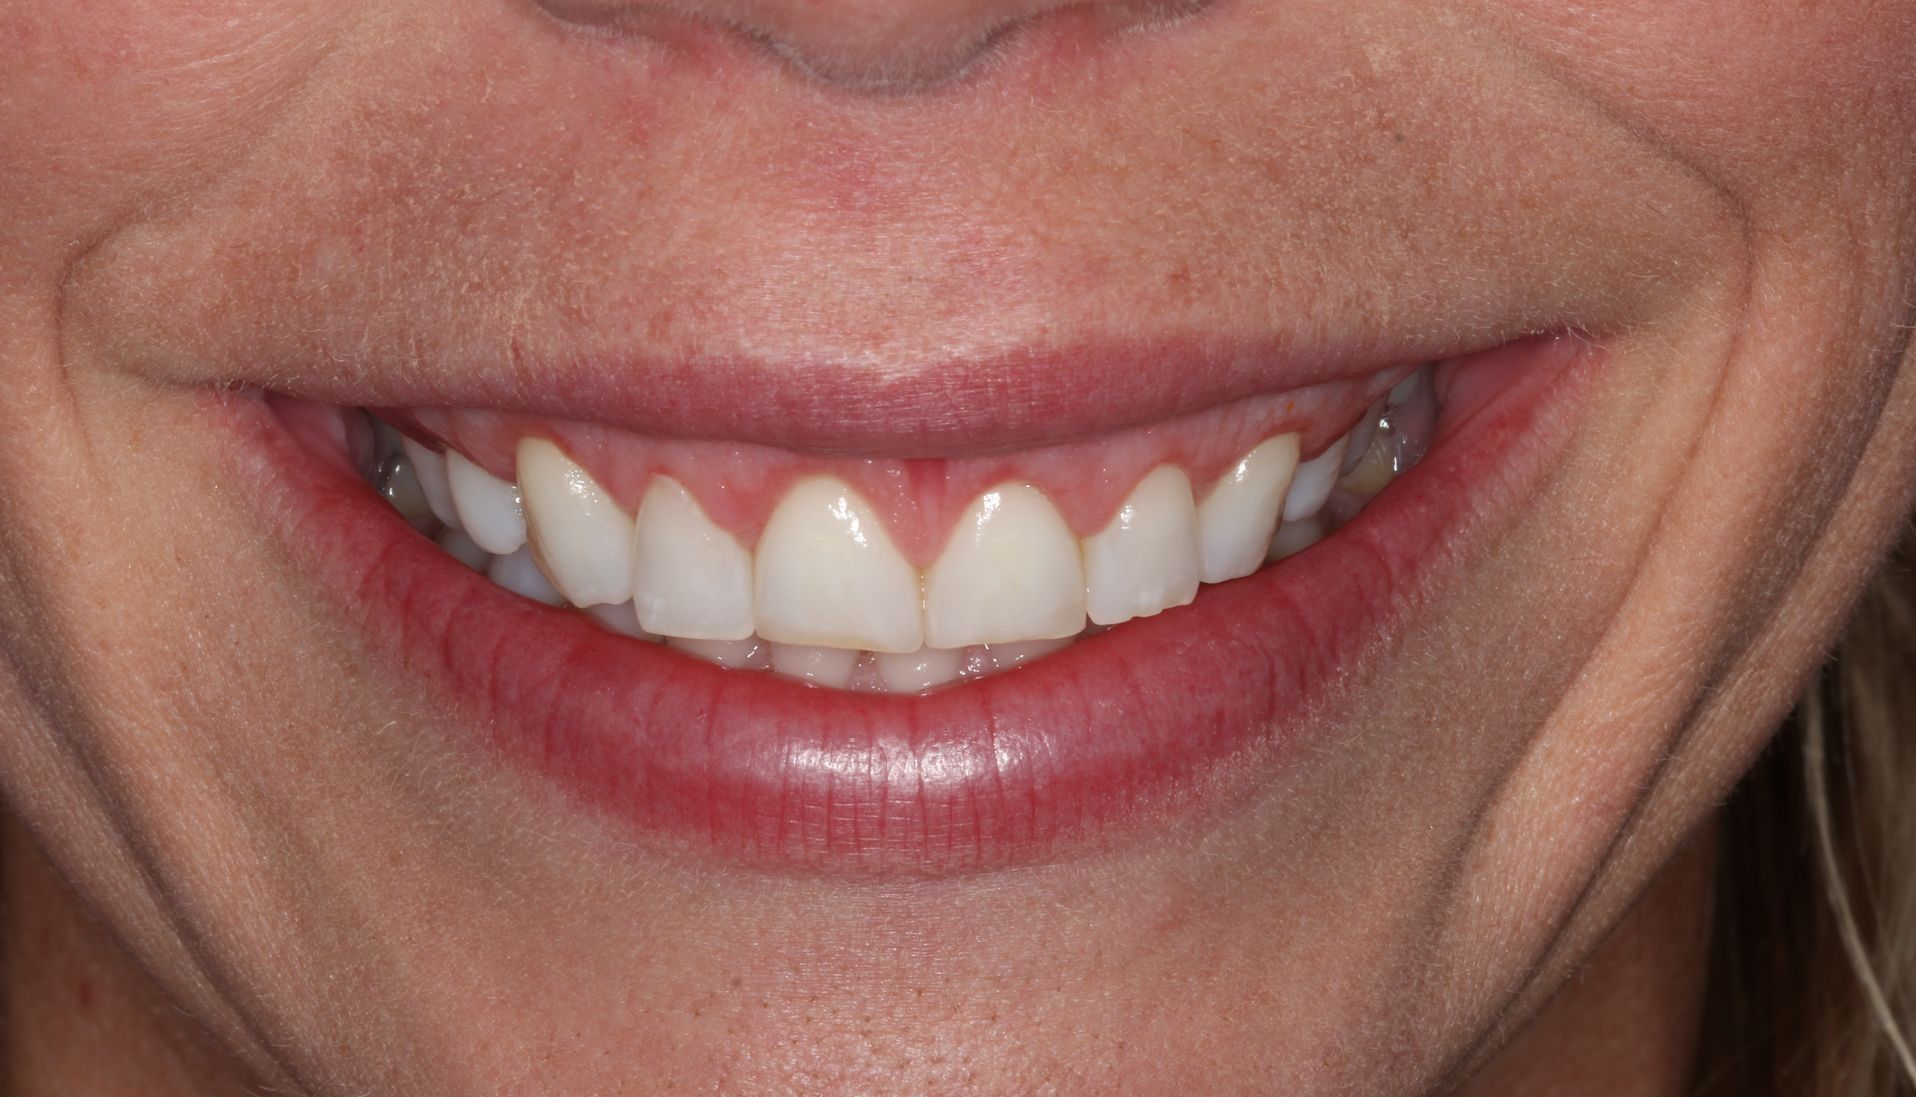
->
<box><xmin>373</xmin><ymin>366</ymin><xmax>1435</xmax><ymax>692</ymax></box>
<box><xmin>924</xmin><ymin>483</ymin><xmax>1087</xmax><ymax>648</ymax></box>
<box><xmin>753</xmin><ymin>477</ymin><xmax>926</xmax><ymax>653</ymax></box>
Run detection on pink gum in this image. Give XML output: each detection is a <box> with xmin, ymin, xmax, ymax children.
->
<box><xmin>401</xmin><ymin>370</ymin><xmax>1411</xmax><ymax>566</ymax></box>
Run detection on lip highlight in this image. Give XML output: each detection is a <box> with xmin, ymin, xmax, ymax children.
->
<box><xmin>222</xmin><ymin>335</ymin><xmax>1596</xmax><ymax>873</ymax></box>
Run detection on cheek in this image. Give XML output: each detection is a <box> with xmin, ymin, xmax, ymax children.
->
<box><xmin>0</xmin><ymin>0</ymin><xmax>350</xmax><ymax>267</ymax></box>
<box><xmin>1499</xmin><ymin>0</ymin><xmax>1916</xmax><ymax>200</ymax></box>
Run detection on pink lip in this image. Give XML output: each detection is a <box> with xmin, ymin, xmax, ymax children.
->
<box><xmin>244</xmin><ymin>335</ymin><xmax>1482</xmax><ymax>457</ymax></box>
<box><xmin>216</xmin><ymin>336</ymin><xmax>1595</xmax><ymax>874</ymax></box>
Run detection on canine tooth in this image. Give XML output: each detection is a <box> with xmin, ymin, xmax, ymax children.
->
<box><xmin>1197</xmin><ymin>434</ymin><xmax>1300</xmax><ymax>583</ymax></box>
<box><xmin>584</xmin><ymin>601</ymin><xmax>658</xmax><ymax>640</ymax></box>
<box><xmin>985</xmin><ymin>637</ymin><xmax>1073</xmax><ymax>671</ymax></box>
<box><xmin>874</xmin><ymin>648</ymin><xmax>965</xmax><ymax>693</ymax></box>
<box><xmin>754</xmin><ymin>478</ymin><xmax>923</xmax><ymax>653</ymax></box>
<box><xmin>631</xmin><ymin>478</ymin><xmax>755</xmax><ymax>641</ymax></box>
<box><xmin>1083</xmin><ymin>466</ymin><xmax>1201</xmax><ymax>626</ymax></box>
<box><xmin>669</xmin><ymin>635</ymin><xmax>771</xmax><ymax>669</ymax></box>
<box><xmin>446</xmin><ymin>451</ymin><xmax>526</xmax><ymax>555</ymax></box>
<box><xmin>517</xmin><ymin>438</ymin><xmax>635</xmax><ymax>608</ymax></box>
<box><xmin>1267</xmin><ymin>518</ymin><xmax>1326</xmax><ymax>561</ymax></box>
<box><xmin>1282</xmin><ymin>435</ymin><xmax>1349</xmax><ymax>522</ymax></box>
<box><xmin>487</xmin><ymin>546</ymin><xmax>565</xmax><ymax>606</ymax></box>
<box><xmin>924</xmin><ymin>484</ymin><xmax>1085</xmax><ymax>648</ymax></box>
<box><xmin>435</xmin><ymin>528</ymin><xmax>491</xmax><ymax>571</ymax></box>
<box><xmin>769</xmin><ymin>643</ymin><xmax>860</xmax><ymax>687</ymax></box>
<box><xmin>399</xmin><ymin>438</ymin><xmax>460</xmax><ymax>528</ymax></box>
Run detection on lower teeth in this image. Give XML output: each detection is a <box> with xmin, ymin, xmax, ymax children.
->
<box><xmin>360</xmin><ymin>369</ymin><xmax>1437</xmax><ymax>694</ymax></box>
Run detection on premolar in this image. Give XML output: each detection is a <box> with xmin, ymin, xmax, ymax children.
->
<box><xmin>1281</xmin><ymin>435</ymin><xmax>1349</xmax><ymax>523</ymax></box>
<box><xmin>399</xmin><ymin>437</ymin><xmax>460</xmax><ymax>529</ymax></box>
<box><xmin>446</xmin><ymin>450</ymin><xmax>526</xmax><ymax>556</ymax></box>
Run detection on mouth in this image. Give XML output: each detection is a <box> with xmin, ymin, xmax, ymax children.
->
<box><xmin>217</xmin><ymin>333</ymin><xmax>1594</xmax><ymax>873</ymax></box>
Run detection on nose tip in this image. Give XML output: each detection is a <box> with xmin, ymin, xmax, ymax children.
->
<box><xmin>540</xmin><ymin>0</ymin><xmax>1210</xmax><ymax>91</ymax></box>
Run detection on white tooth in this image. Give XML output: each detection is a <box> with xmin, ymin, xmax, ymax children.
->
<box><xmin>516</xmin><ymin>438</ymin><xmax>635</xmax><ymax>608</ymax></box>
<box><xmin>446</xmin><ymin>450</ymin><xmax>526</xmax><ymax>556</ymax></box>
<box><xmin>923</xmin><ymin>484</ymin><xmax>1085</xmax><ymax>648</ymax></box>
<box><xmin>1083</xmin><ymin>466</ymin><xmax>1201</xmax><ymax>626</ymax></box>
<box><xmin>769</xmin><ymin>643</ymin><xmax>859</xmax><ymax>688</ymax></box>
<box><xmin>1197</xmin><ymin>434</ymin><xmax>1300</xmax><ymax>584</ymax></box>
<box><xmin>584</xmin><ymin>601</ymin><xmax>658</xmax><ymax>641</ymax></box>
<box><xmin>874</xmin><ymin>648</ymin><xmax>965</xmax><ymax>693</ymax></box>
<box><xmin>435</xmin><ymin>527</ymin><xmax>492</xmax><ymax>571</ymax></box>
<box><xmin>487</xmin><ymin>546</ymin><xmax>565</xmax><ymax>606</ymax></box>
<box><xmin>630</xmin><ymin>478</ymin><xmax>755</xmax><ymax>641</ymax></box>
<box><xmin>668</xmin><ymin>635</ymin><xmax>771</xmax><ymax>670</ymax></box>
<box><xmin>1267</xmin><ymin>517</ymin><xmax>1326</xmax><ymax>561</ymax></box>
<box><xmin>753</xmin><ymin>478</ymin><xmax>923</xmax><ymax>653</ymax></box>
<box><xmin>400</xmin><ymin>438</ymin><xmax>461</xmax><ymax>528</ymax></box>
<box><xmin>984</xmin><ymin>637</ymin><xmax>1073</xmax><ymax>672</ymax></box>
<box><xmin>1281</xmin><ymin>435</ymin><xmax>1350</xmax><ymax>523</ymax></box>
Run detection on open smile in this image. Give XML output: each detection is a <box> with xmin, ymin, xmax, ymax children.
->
<box><xmin>216</xmin><ymin>333</ymin><xmax>1594</xmax><ymax>873</ymax></box>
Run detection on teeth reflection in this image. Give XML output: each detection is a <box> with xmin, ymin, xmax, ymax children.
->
<box><xmin>769</xmin><ymin>643</ymin><xmax>860</xmax><ymax>688</ymax></box>
<box><xmin>584</xmin><ymin>600</ymin><xmax>659</xmax><ymax>641</ymax></box>
<box><xmin>487</xmin><ymin>546</ymin><xmax>565</xmax><ymax>607</ymax></box>
<box><xmin>435</xmin><ymin>527</ymin><xmax>491</xmax><ymax>571</ymax></box>
<box><xmin>669</xmin><ymin>636</ymin><xmax>771</xmax><ymax>670</ymax></box>
<box><xmin>1267</xmin><ymin>518</ymin><xmax>1326</xmax><ymax>562</ymax></box>
<box><xmin>984</xmin><ymin>638</ymin><xmax>1073</xmax><ymax>672</ymax></box>
<box><xmin>874</xmin><ymin>647</ymin><xmax>966</xmax><ymax>693</ymax></box>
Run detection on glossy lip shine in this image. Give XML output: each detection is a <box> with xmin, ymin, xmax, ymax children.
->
<box><xmin>216</xmin><ymin>336</ymin><xmax>1596</xmax><ymax>874</ymax></box>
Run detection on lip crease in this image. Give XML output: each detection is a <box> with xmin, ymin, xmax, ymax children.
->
<box><xmin>220</xmin><ymin>334</ymin><xmax>1596</xmax><ymax>874</ymax></box>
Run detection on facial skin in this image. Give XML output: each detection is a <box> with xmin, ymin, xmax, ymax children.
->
<box><xmin>2</xmin><ymin>0</ymin><xmax>1914</xmax><ymax>1093</ymax></box>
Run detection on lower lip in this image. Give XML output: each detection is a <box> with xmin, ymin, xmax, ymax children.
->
<box><xmin>218</xmin><ymin>337</ymin><xmax>1595</xmax><ymax>874</ymax></box>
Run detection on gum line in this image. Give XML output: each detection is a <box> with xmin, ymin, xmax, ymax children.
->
<box><xmin>366</xmin><ymin>369</ymin><xmax>1440</xmax><ymax>694</ymax></box>
<box><xmin>392</xmin><ymin>367</ymin><xmax>1418</xmax><ymax>562</ymax></box>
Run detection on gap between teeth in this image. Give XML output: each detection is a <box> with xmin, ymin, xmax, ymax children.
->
<box><xmin>374</xmin><ymin>368</ymin><xmax>1436</xmax><ymax>694</ymax></box>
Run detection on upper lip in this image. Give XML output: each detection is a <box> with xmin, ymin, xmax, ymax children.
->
<box><xmin>61</xmin><ymin>0</ymin><xmax>1719</xmax><ymax>454</ymax></box>
<box><xmin>291</xmin><ymin>333</ymin><xmax>1498</xmax><ymax>458</ymax></box>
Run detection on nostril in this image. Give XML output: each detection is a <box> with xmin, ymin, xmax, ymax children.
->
<box><xmin>534</xmin><ymin>0</ymin><xmax>1217</xmax><ymax>92</ymax></box>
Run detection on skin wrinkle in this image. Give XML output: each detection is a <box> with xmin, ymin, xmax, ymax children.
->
<box><xmin>1423</xmin><ymin>254</ymin><xmax>1757</xmax><ymax>1084</ymax></box>
<box><xmin>1445</xmin><ymin>229</ymin><xmax>1916</xmax><ymax>1087</ymax></box>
